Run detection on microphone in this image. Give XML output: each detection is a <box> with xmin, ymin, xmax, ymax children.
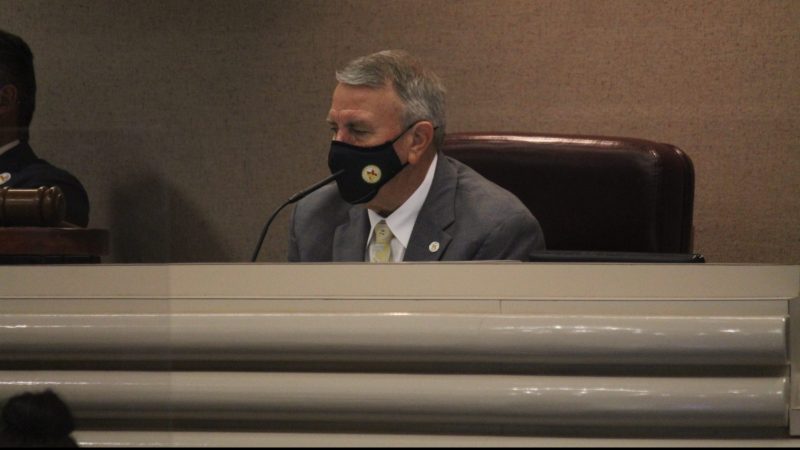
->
<box><xmin>250</xmin><ymin>170</ymin><xmax>344</xmax><ymax>262</ymax></box>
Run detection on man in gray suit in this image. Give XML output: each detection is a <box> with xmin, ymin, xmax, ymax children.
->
<box><xmin>289</xmin><ymin>50</ymin><xmax>544</xmax><ymax>262</ymax></box>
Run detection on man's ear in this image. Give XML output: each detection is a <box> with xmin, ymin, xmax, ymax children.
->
<box><xmin>406</xmin><ymin>121</ymin><xmax>435</xmax><ymax>165</ymax></box>
<box><xmin>0</xmin><ymin>85</ymin><xmax>18</xmax><ymax>114</ymax></box>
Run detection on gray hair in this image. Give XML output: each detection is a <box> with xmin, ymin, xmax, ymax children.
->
<box><xmin>335</xmin><ymin>50</ymin><xmax>447</xmax><ymax>148</ymax></box>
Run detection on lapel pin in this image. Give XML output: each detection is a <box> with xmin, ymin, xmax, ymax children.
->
<box><xmin>428</xmin><ymin>241</ymin><xmax>440</xmax><ymax>253</ymax></box>
<box><xmin>0</xmin><ymin>173</ymin><xmax>10</xmax><ymax>185</ymax></box>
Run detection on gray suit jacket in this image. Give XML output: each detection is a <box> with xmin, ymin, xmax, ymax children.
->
<box><xmin>288</xmin><ymin>155</ymin><xmax>545</xmax><ymax>262</ymax></box>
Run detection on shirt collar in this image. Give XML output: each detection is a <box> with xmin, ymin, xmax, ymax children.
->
<box><xmin>367</xmin><ymin>152</ymin><xmax>438</xmax><ymax>249</ymax></box>
<box><xmin>0</xmin><ymin>140</ymin><xmax>20</xmax><ymax>156</ymax></box>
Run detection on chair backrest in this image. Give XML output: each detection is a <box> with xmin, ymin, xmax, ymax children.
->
<box><xmin>442</xmin><ymin>132</ymin><xmax>695</xmax><ymax>253</ymax></box>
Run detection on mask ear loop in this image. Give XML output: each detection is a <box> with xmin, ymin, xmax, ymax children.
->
<box><xmin>392</xmin><ymin>121</ymin><xmax>438</xmax><ymax>169</ymax></box>
<box><xmin>392</xmin><ymin>121</ymin><xmax>440</xmax><ymax>152</ymax></box>
<box><xmin>389</xmin><ymin>121</ymin><xmax>421</xmax><ymax>145</ymax></box>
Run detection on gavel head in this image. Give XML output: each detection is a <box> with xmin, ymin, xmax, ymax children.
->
<box><xmin>0</xmin><ymin>186</ymin><xmax>67</xmax><ymax>227</ymax></box>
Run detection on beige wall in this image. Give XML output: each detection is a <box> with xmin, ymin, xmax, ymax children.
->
<box><xmin>3</xmin><ymin>0</ymin><xmax>798</xmax><ymax>263</ymax></box>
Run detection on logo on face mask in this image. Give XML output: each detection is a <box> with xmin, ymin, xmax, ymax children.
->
<box><xmin>361</xmin><ymin>165</ymin><xmax>382</xmax><ymax>184</ymax></box>
<box><xmin>327</xmin><ymin>122</ymin><xmax>418</xmax><ymax>204</ymax></box>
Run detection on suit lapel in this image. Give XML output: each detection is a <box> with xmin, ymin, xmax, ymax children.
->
<box><xmin>333</xmin><ymin>205</ymin><xmax>370</xmax><ymax>261</ymax></box>
<box><xmin>404</xmin><ymin>155</ymin><xmax>456</xmax><ymax>261</ymax></box>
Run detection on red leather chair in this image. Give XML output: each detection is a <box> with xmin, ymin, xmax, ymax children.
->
<box><xmin>442</xmin><ymin>132</ymin><xmax>696</xmax><ymax>255</ymax></box>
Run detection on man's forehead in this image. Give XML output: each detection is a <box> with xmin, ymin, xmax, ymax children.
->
<box><xmin>326</xmin><ymin>108</ymin><xmax>374</xmax><ymax>124</ymax></box>
<box><xmin>329</xmin><ymin>82</ymin><xmax>403</xmax><ymax>120</ymax></box>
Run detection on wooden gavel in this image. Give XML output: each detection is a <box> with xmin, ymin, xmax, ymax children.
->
<box><xmin>0</xmin><ymin>186</ymin><xmax>67</xmax><ymax>227</ymax></box>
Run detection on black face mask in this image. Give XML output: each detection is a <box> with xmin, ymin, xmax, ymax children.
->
<box><xmin>327</xmin><ymin>123</ymin><xmax>415</xmax><ymax>204</ymax></box>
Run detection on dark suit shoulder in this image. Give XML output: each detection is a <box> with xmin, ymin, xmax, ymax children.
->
<box><xmin>292</xmin><ymin>184</ymin><xmax>352</xmax><ymax>232</ymax></box>
<box><xmin>289</xmin><ymin>183</ymin><xmax>359</xmax><ymax>262</ymax></box>
<box><xmin>0</xmin><ymin>144</ymin><xmax>90</xmax><ymax>227</ymax></box>
<box><xmin>12</xmin><ymin>159</ymin><xmax>83</xmax><ymax>188</ymax></box>
<box><xmin>447</xmin><ymin>156</ymin><xmax>533</xmax><ymax>219</ymax></box>
<box><xmin>438</xmin><ymin>156</ymin><xmax>546</xmax><ymax>258</ymax></box>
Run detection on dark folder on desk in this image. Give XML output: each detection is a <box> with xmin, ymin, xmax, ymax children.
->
<box><xmin>529</xmin><ymin>250</ymin><xmax>705</xmax><ymax>263</ymax></box>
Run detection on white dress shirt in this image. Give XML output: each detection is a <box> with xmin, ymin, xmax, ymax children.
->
<box><xmin>366</xmin><ymin>153</ymin><xmax>438</xmax><ymax>262</ymax></box>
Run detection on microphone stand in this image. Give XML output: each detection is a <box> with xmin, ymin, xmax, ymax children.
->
<box><xmin>250</xmin><ymin>170</ymin><xmax>344</xmax><ymax>262</ymax></box>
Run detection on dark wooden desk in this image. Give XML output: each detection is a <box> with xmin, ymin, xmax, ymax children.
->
<box><xmin>0</xmin><ymin>227</ymin><xmax>109</xmax><ymax>264</ymax></box>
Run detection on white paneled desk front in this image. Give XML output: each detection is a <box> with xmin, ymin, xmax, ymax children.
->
<box><xmin>1</xmin><ymin>263</ymin><xmax>798</xmax><ymax>447</ymax></box>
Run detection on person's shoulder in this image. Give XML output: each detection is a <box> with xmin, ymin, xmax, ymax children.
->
<box><xmin>289</xmin><ymin>182</ymin><xmax>356</xmax><ymax>262</ymax></box>
<box><xmin>446</xmin><ymin>156</ymin><xmax>533</xmax><ymax>218</ymax></box>
<box><xmin>6</xmin><ymin>145</ymin><xmax>85</xmax><ymax>190</ymax></box>
<box><xmin>4</xmin><ymin>144</ymin><xmax>91</xmax><ymax>226</ymax></box>
<box><xmin>443</xmin><ymin>155</ymin><xmax>546</xmax><ymax>254</ymax></box>
<box><xmin>18</xmin><ymin>159</ymin><xmax>84</xmax><ymax>186</ymax></box>
<box><xmin>292</xmin><ymin>183</ymin><xmax>352</xmax><ymax>226</ymax></box>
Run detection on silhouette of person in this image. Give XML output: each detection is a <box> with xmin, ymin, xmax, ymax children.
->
<box><xmin>0</xmin><ymin>389</ymin><xmax>78</xmax><ymax>447</ymax></box>
<box><xmin>0</xmin><ymin>29</ymin><xmax>90</xmax><ymax>227</ymax></box>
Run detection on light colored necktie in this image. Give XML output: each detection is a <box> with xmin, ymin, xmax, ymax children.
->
<box><xmin>370</xmin><ymin>221</ymin><xmax>394</xmax><ymax>263</ymax></box>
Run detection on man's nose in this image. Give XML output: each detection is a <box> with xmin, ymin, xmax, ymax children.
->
<box><xmin>333</xmin><ymin>130</ymin><xmax>351</xmax><ymax>143</ymax></box>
